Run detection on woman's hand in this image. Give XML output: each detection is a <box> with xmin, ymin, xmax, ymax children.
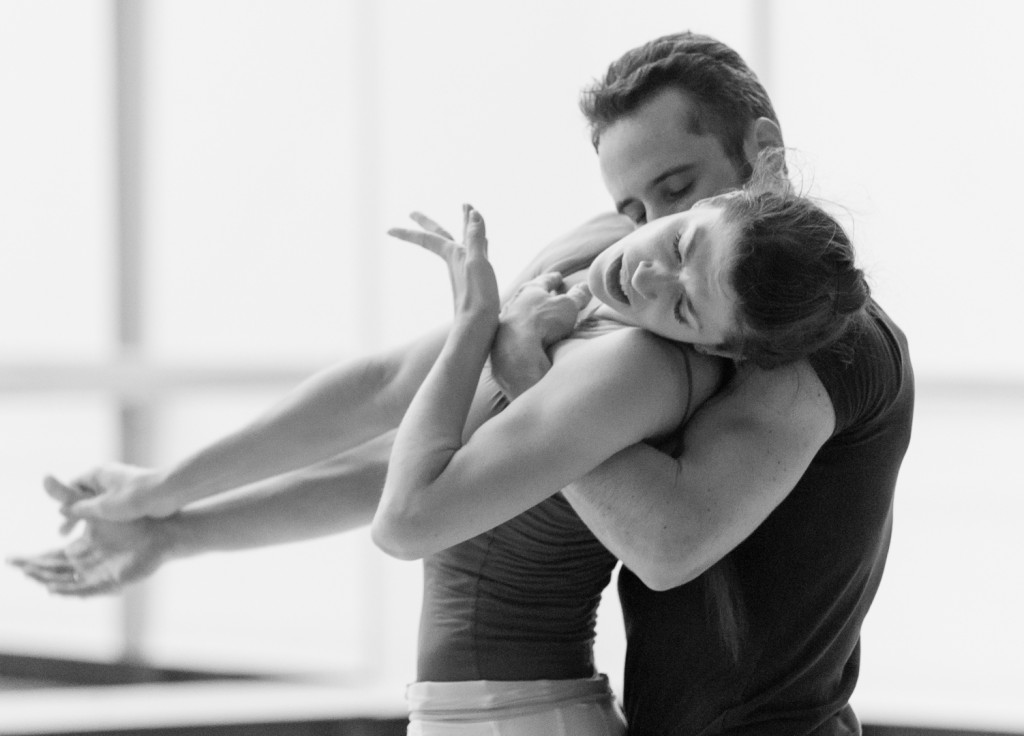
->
<box><xmin>8</xmin><ymin>516</ymin><xmax>173</xmax><ymax>596</ymax></box>
<box><xmin>8</xmin><ymin>474</ymin><xmax>176</xmax><ymax>596</ymax></box>
<box><xmin>388</xmin><ymin>205</ymin><xmax>499</xmax><ymax>329</ymax></box>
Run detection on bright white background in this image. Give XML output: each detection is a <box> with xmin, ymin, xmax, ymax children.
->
<box><xmin>1</xmin><ymin>0</ymin><xmax>1022</xmax><ymax>731</ymax></box>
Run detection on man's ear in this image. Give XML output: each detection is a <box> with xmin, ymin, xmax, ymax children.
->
<box><xmin>742</xmin><ymin>117</ymin><xmax>784</xmax><ymax>164</ymax></box>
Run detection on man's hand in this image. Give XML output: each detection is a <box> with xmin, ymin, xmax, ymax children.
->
<box><xmin>503</xmin><ymin>272</ymin><xmax>592</xmax><ymax>348</ymax></box>
<box><xmin>49</xmin><ymin>464</ymin><xmax>168</xmax><ymax>528</ymax></box>
<box><xmin>490</xmin><ymin>272</ymin><xmax>592</xmax><ymax>399</ymax></box>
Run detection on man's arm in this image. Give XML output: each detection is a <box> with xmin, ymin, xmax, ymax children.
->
<box><xmin>562</xmin><ymin>361</ymin><xmax>836</xmax><ymax>590</ymax></box>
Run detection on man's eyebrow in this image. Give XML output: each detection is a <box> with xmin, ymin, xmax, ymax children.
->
<box><xmin>614</xmin><ymin>163</ymin><xmax>698</xmax><ymax>213</ymax></box>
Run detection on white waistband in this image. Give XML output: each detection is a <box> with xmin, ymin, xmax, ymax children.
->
<box><xmin>407</xmin><ymin>674</ymin><xmax>614</xmax><ymax>721</ymax></box>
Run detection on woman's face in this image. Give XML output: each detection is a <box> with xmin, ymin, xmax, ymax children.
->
<box><xmin>588</xmin><ymin>202</ymin><xmax>740</xmax><ymax>349</ymax></box>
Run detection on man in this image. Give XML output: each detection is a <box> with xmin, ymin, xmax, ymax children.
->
<box><xmin>14</xmin><ymin>32</ymin><xmax>913</xmax><ymax>735</ymax></box>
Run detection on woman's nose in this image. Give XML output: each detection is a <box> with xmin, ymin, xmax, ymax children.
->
<box><xmin>631</xmin><ymin>261</ymin><xmax>674</xmax><ymax>300</ymax></box>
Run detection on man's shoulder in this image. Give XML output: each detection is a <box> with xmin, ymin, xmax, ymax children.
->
<box><xmin>724</xmin><ymin>360</ymin><xmax>833</xmax><ymax>415</ymax></box>
<box><xmin>709</xmin><ymin>360</ymin><xmax>836</xmax><ymax>442</ymax></box>
<box><xmin>807</xmin><ymin>302</ymin><xmax>914</xmax><ymax>432</ymax></box>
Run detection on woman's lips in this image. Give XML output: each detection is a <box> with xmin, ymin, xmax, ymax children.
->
<box><xmin>606</xmin><ymin>255</ymin><xmax>630</xmax><ymax>305</ymax></box>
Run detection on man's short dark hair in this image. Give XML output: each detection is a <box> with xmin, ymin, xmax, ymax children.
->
<box><xmin>580</xmin><ymin>31</ymin><xmax>781</xmax><ymax>179</ymax></box>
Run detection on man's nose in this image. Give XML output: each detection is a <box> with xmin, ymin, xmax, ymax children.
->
<box><xmin>631</xmin><ymin>261</ymin><xmax>675</xmax><ymax>300</ymax></box>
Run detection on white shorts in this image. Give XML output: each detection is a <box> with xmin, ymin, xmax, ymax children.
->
<box><xmin>406</xmin><ymin>674</ymin><xmax>627</xmax><ymax>736</ymax></box>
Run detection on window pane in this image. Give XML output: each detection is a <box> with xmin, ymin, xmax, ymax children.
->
<box><xmin>141</xmin><ymin>387</ymin><xmax>420</xmax><ymax>680</ymax></box>
<box><xmin>143</xmin><ymin>0</ymin><xmax>366</xmax><ymax>364</ymax></box>
<box><xmin>146</xmin><ymin>533</ymin><xmax>380</xmax><ymax>676</ymax></box>
<box><xmin>0</xmin><ymin>0</ymin><xmax>115</xmax><ymax>361</ymax></box>
<box><xmin>853</xmin><ymin>388</ymin><xmax>1024</xmax><ymax>730</ymax></box>
<box><xmin>773</xmin><ymin>0</ymin><xmax>1024</xmax><ymax>381</ymax></box>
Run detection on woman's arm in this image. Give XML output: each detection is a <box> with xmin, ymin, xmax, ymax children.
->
<box><xmin>11</xmin><ymin>434</ymin><xmax>394</xmax><ymax>596</ymax></box>
<box><xmin>60</xmin><ymin>212</ymin><xmax>631</xmax><ymax>524</ymax></box>
<box><xmin>372</xmin><ymin>207</ymin><xmax>717</xmax><ymax>559</ymax></box>
<box><xmin>374</xmin><ymin>328</ymin><xmax>705</xmax><ymax>559</ymax></box>
<box><xmin>64</xmin><ymin>330</ymin><xmax>446</xmax><ymax>522</ymax></box>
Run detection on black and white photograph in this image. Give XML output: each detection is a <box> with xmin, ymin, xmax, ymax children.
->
<box><xmin>1</xmin><ymin>1</ymin><xmax>1021</xmax><ymax>734</ymax></box>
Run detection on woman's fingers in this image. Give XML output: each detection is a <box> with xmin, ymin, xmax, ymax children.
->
<box><xmin>58</xmin><ymin>509</ymin><xmax>81</xmax><ymax>536</ymax></box>
<box><xmin>388</xmin><ymin>211</ymin><xmax>457</xmax><ymax>257</ymax></box>
<box><xmin>17</xmin><ymin>562</ymin><xmax>80</xmax><ymax>587</ymax></box>
<box><xmin>46</xmin><ymin>577</ymin><xmax>116</xmax><ymax>597</ymax></box>
<box><xmin>389</xmin><ymin>206</ymin><xmax>489</xmax><ymax>261</ymax></box>
<box><xmin>387</xmin><ymin>227</ymin><xmax>453</xmax><ymax>258</ymax></box>
<box><xmin>8</xmin><ymin>550</ymin><xmax>74</xmax><ymax>572</ymax></box>
<box><xmin>463</xmin><ymin>206</ymin><xmax>488</xmax><ymax>258</ymax></box>
<box><xmin>43</xmin><ymin>475</ymin><xmax>86</xmax><ymax>505</ymax></box>
<box><xmin>531</xmin><ymin>272</ymin><xmax>564</xmax><ymax>292</ymax></box>
<box><xmin>14</xmin><ymin>556</ymin><xmax>116</xmax><ymax>596</ymax></box>
<box><xmin>565</xmin><ymin>282</ymin><xmax>592</xmax><ymax>310</ymax></box>
<box><xmin>460</xmin><ymin>204</ymin><xmax>475</xmax><ymax>250</ymax></box>
<box><xmin>21</xmin><ymin>564</ymin><xmax>75</xmax><ymax>583</ymax></box>
<box><xmin>408</xmin><ymin>212</ymin><xmax>454</xmax><ymax>240</ymax></box>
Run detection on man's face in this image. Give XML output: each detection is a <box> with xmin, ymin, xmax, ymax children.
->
<box><xmin>597</xmin><ymin>87</ymin><xmax>746</xmax><ymax>225</ymax></box>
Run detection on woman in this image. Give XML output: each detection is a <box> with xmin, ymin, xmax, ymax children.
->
<box><xmin>371</xmin><ymin>174</ymin><xmax>867</xmax><ymax>734</ymax></box>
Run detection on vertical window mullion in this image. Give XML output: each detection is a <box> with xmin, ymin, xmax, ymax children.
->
<box><xmin>113</xmin><ymin>0</ymin><xmax>151</xmax><ymax>664</ymax></box>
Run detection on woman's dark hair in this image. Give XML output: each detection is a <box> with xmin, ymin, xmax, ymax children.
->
<box><xmin>705</xmin><ymin>152</ymin><xmax>870</xmax><ymax>369</ymax></box>
<box><xmin>579</xmin><ymin>31</ymin><xmax>780</xmax><ymax>178</ymax></box>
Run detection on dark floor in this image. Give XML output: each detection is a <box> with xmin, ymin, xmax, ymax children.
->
<box><xmin>4</xmin><ymin>722</ymin><xmax>407</xmax><ymax>736</ymax></box>
<box><xmin>864</xmin><ymin>729</ymin><xmax>1023</xmax><ymax>736</ymax></box>
<box><xmin>0</xmin><ymin>652</ymin><xmax>262</xmax><ymax>688</ymax></box>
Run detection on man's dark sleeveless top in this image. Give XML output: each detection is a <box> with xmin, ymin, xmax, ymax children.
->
<box><xmin>622</xmin><ymin>301</ymin><xmax>914</xmax><ymax>736</ymax></box>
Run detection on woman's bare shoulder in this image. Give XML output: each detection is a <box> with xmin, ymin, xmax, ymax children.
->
<box><xmin>552</xmin><ymin>323</ymin><xmax>695</xmax><ymax>385</ymax></box>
